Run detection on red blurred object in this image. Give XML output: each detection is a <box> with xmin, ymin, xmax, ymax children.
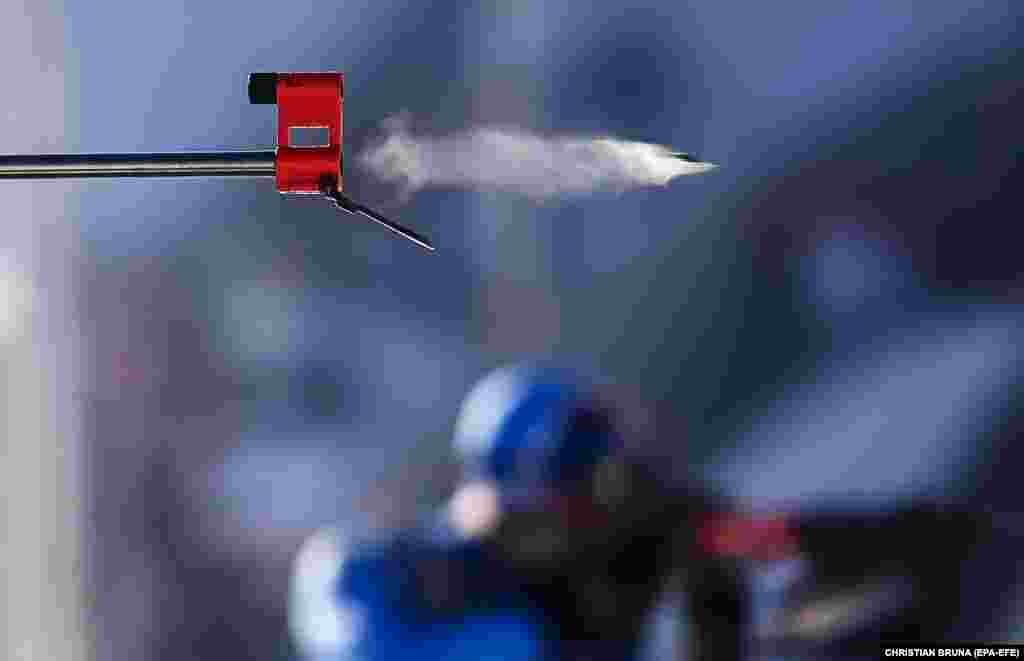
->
<box><xmin>271</xmin><ymin>73</ymin><xmax>343</xmax><ymax>194</ymax></box>
<box><xmin>696</xmin><ymin>512</ymin><xmax>800</xmax><ymax>562</ymax></box>
<box><xmin>250</xmin><ymin>71</ymin><xmax>432</xmax><ymax>250</ymax></box>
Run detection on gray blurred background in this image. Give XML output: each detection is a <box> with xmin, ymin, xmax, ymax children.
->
<box><xmin>1</xmin><ymin>1</ymin><xmax>1022</xmax><ymax>659</ymax></box>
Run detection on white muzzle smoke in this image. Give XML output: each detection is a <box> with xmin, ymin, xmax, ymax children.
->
<box><xmin>358</xmin><ymin>115</ymin><xmax>715</xmax><ymax>200</ymax></box>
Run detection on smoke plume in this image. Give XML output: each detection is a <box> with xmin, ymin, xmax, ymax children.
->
<box><xmin>358</xmin><ymin>115</ymin><xmax>715</xmax><ymax>200</ymax></box>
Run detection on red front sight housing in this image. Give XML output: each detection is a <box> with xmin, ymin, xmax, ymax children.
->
<box><xmin>250</xmin><ymin>71</ymin><xmax>433</xmax><ymax>250</ymax></box>
<box><xmin>248</xmin><ymin>72</ymin><xmax>344</xmax><ymax>195</ymax></box>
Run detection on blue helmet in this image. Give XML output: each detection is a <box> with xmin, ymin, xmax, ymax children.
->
<box><xmin>452</xmin><ymin>364</ymin><xmax>620</xmax><ymax>503</ymax></box>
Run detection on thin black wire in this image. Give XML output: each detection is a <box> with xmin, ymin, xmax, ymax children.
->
<box><xmin>322</xmin><ymin>186</ymin><xmax>435</xmax><ymax>252</ymax></box>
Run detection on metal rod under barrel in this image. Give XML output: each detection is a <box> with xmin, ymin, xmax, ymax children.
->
<box><xmin>0</xmin><ymin>151</ymin><xmax>277</xmax><ymax>179</ymax></box>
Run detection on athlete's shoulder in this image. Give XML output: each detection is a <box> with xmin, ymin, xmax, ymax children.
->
<box><xmin>289</xmin><ymin>526</ymin><xmax>374</xmax><ymax>661</ymax></box>
<box><xmin>341</xmin><ymin>517</ymin><xmax>480</xmax><ymax>613</ymax></box>
<box><xmin>289</xmin><ymin>523</ymin><xmax>446</xmax><ymax>661</ymax></box>
<box><xmin>290</xmin><ymin>522</ymin><xmax>544</xmax><ymax>661</ymax></box>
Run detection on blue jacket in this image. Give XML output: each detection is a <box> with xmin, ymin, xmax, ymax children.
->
<box><xmin>293</xmin><ymin>515</ymin><xmax>656</xmax><ymax>661</ymax></box>
<box><xmin>306</xmin><ymin>518</ymin><xmax>546</xmax><ymax>661</ymax></box>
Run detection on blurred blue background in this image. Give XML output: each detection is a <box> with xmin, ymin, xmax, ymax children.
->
<box><xmin>1</xmin><ymin>0</ymin><xmax>1022</xmax><ymax>658</ymax></box>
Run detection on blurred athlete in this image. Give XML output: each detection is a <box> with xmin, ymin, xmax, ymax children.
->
<box><xmin>290</xmin><ymin>363</ymin><xmax>749</xmax><ymax>661</ymax></box>
<box><xmin>289</xmin><ymin>363</ymin><xmax>1007</xmax><ymax>660</ymax></box>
